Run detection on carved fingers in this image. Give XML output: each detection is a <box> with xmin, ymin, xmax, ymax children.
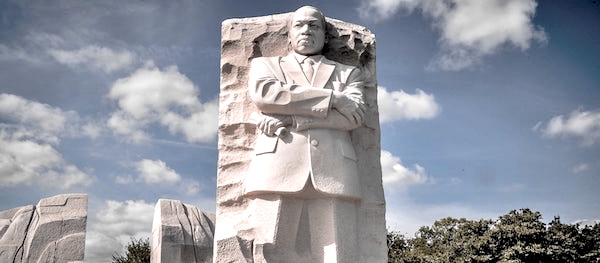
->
<box><xmin>256</xmin><ymin>114</ymin><xmax>291</xmax><ymax>137</ymax></box>
<box><xmin>332</xmin><ymin>91</ymin><xmax>366</xmax><ymax>125</ymax></box>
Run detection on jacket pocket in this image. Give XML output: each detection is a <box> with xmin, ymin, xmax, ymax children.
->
<box><xmin>254</xmin><ymin>134</ymin><xmax>278</xmax><ymax>155</ymax></box>
<box><xmin>339</xmin><ymin>140</ymin><xmax>358</xmax><ymax>161</ymax></box>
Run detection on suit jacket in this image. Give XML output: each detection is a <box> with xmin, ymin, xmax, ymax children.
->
<box><xmin>245</xmin><ymin>54</ymin><xmax>365</xmax><ymax>200</ymax></box>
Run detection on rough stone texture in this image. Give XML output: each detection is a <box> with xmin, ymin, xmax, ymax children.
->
<box><xmin>151</xmin><ymin>199</ymin><xmax>216</xmax><ymax>263</ymax></box>
<box><xmin>0</xmin><ymin>193</ymin><xmax>88</xmax><ymax>263</ymax></box>
<box><xmin>216</xmin><ymin>11</ymin><xmax>386</xmax><ymax>262</ymax></box>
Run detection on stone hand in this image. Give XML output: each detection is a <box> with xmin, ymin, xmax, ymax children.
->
<box><xmin>256</xmin><ymin>114</ymin><xmax>291</xmax><ymax>137</ymax></box>
<box><xmin>332</xmin><ymin>91</ymin><xmax>366</xmax><ymax>124</ymax></box>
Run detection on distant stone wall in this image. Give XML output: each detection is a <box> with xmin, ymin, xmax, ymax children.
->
<box><xmin>0</xmin><ymin>193</ymin><xmax>88</xmax><ymax>262</ymax></box>
<box><xmin>151</xmin><ymin>199</ymin><xmax>215</xmax><ymax>263</ymax></box>
<box><xmin>216</xmin><ymin>11</ymin><xmax>386</xmax><ymax>262</ymax></box>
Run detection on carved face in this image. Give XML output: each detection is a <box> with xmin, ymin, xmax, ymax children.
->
<box><xmin>289</xmin><ymin>7</ymin><xmax>326</xmax><ymax>56</ymax></box>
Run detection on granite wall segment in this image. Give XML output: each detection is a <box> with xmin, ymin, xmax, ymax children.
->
<box><xmin>151</xmin><ymin>199</ymin><xmax>216</xmax><ymax>263</ymax></box>
<box><xmin>0</xmin><ymin>193</ymin><xmax>87</xmax><ymax>262</ymax></box>
<box><xmin>216</xmin><ymin>11</ymin><xmax>386</xmax><ymax>262</ymax></box>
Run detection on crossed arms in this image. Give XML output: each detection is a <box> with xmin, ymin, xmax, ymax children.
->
<box><xmin>248</xmin><ymin>57</ymin><xmax>366</xmax><ymax>136</ymax></box>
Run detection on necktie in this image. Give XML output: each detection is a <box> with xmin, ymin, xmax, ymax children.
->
<box><xmin>301</xmin><ymin>57</ymin><xmax>314</xmax><ymax>82</ymax></box>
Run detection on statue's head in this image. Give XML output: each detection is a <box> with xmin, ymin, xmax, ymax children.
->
<box><xmin>288</xmin><ymin>6</ymin><xmax>327</xmax><ymax>56</ymax></box>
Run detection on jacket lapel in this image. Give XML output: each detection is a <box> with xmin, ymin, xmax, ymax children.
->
<box><xmin>312</xmin><ymin>57</ymin><xmax>335</xmax><ymax>89</ymax></box>
<box><xmin>280</xmin><ymin>55</ymin><xmax>310</xmax><ymax>86</ymax></box>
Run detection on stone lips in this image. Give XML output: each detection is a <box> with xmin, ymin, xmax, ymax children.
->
<box><xmin>217</xmin><ymin>12</ymin><xmax>386</xmax><ymax>262</ymax></box>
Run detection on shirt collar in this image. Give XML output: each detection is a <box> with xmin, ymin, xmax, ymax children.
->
<box><xmin>292</xmin><ymin>53</ymin><xmax>323</xmax><ymax>64</ymax></box>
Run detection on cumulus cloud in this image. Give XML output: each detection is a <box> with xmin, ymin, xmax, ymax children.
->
<box><xmin>135</xmin><ymin>159</ymin><xmax>181</xmax><ymax>184</ymax></box>
<box><xmin>0</xmin><ymin>132</ymin><xmax>92</xmax><ymax>189</ymax></box>
<box><xmin>381</xmin><ymin>150</ymin><xmax>430</xmax><ymax>189</ymax></box>
<box><xmin>0</xmin><ymin>93</ymin><xmax>69</xmax><ymax>143</ymax></box>
<box><xmin>107</xmin><ymin>63</ymin><xmax>218</xmax><ymax>144</ymax></box>
<box><xmin>85</xmin><ymin>200</ymin><xmax>154</xmax><ymax>262</ymax></box>
<box><xmin>0</xmin><ymin>93</ymin><xmax>103</xmax><ymax>142</ymax></box>
<box><xmin>535</xmin><ymin>108</ymin><xmax>600</xmax><ymax>146</ymax></box>
<box><xmin>378</xmin><ymin>87</ymin><xmax>440</xmax><ymax>123</ymax></box>
<box><xmin>0</xmin><ymin>94</ymin><xmax>96</xmax><ymax>189</ymax></box>
<box><xmin>358</xmin><ymin>0</ymin><xmax>547</xmax><ymax>70</ymax></box>
<box><xmin>115</xmin><ymin>159</ymin><xmax>203</xmax><ymax>196</ymax></box>
<box><xmin>48</xmin><ymin>45</ymin><xmax>136</xmax><ymax>73</ymax></box>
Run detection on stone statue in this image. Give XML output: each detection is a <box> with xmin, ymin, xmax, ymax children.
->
<box><xmin>244</xmin><ymin>6</ymin><xmax>365</xmax><ymax>262</ymax></box>
<box><xmin>216</xmin><ymin>5</ymin><xmax>386</xmax><ymax>263</ymax></box>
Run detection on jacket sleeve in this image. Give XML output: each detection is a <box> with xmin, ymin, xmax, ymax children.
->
<box><xmin>293</xmin><ymin>68</ymin><xmax>365</xmax><ymax>131</ymax></box>
<box><xmin>248</xmin><ymin>57</ymin><xmax>333</xmax><ymax>118</ymax></box>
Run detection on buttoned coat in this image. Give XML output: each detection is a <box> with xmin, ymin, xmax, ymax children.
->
<box><xmin>245</xmin><ymin>54</ymin><xmax>365</xmax><ymax>200</ymax></box>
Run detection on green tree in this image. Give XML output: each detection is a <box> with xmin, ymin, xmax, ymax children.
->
<box><xmin>578</xmin><ymin>223</ymin><xmax>600</xmax><ymax>263</ymax></box>
<box><xmin>546</xmin><ymin>216</ymin><xmax>580</xmax><ymax>262</ymax></box>
<box><xmin>112</xmin><ymin>238</ymin><xmax>151</xmax><ymax>263</ymax></box>
<box><xmin>488</xmin><ymin>209</ymin><xmax>547</xmax><ymax>262</ymax></box>
<box><xmin>387</xmin><ymin>208</ymin><xmax>600</xmax><ymax>263</ymax></box>
<box><xmin>398</xmin><ymin>217</ymin><xmax>495</xmax><ymax>263</ymax></box>
<box><xmin>387</xmin><ymin>230</ymin><xmax>410</xmax><ymax>263</ymax></box>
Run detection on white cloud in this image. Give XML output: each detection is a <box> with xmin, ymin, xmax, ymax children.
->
<box><xmin>181</xmin><ymin>179</ymin><xmax>202</xmax><ymax>196</ymax></box>
<box><xmin>115</xmin><ymin>174</ymin><xmax>134</xmax><ymax>185</ymax></box>
<box><xmin>0</xmin><ymin>93</ymin><xmax>103</xmax><ymax>143</ymax></box>
<box><xmin>572</xmin><ymin>163</ymin><xmax>589</xmax><ymax>174</ymax></box>
<box><xmin>0</xmin><ymin>93</ymin><xmax>69</xmax><ymax>143</ymax></box>
<box><xmin>358</xmin><ymin>0</ymin><xmax>547</xmax><ymax>70</ymax></box>
<box><xmin>48</xmin><ymin>45</ymin><xmax>135</xmax><ymax>73</ymax></box>
<box><xmin>116</xmin><ymin>159</ymin><xmax>203</xmax><ymax>196</ymax></box>
<box><xmin>357</xmin><ymin>0</ymin><xmax>420</xmax><ymax>20</ymax></box>
<box><xmin>0</xmin><ymin>94</ymin><xmax>96</xmax><ymax>189</ymax></box>
<box><xmin>107</xmin><ymin>63</ymin><xmax>218</xmax><ymax>144</ymax></box>
<box><xmin>0</xmin><ymin>131</ymin><xmax>92</xmax><ymax>189</ymax></box>
<box><xmin>85</xmin><ymin>200</ymin><xmax>154</xmax><ymax>262</ymax></box>
<box><xmin>536</xmin><ymin>108</ymin><xmax>600</xmax><ymax>146</ymax></box>
<box><xmin>381</xmin><ymin>150</ymin><xmax>430</xmax><ymax>189</ymax></box>
<box><xmin>0</xmin><ymin>44</ymin><xmax>45</xmax><ymax>65</ymax></box>
<box><xmin>377</xmin><ymin>87</ymin><xmax>440</xmax><ymax>123</ymax></box>
<box><xmin>81</xmin><ymin>122</ymin><xmax>103</xmax><ymax>139</ymax></box>
<box><xmin>135</xmin><ymin>159</ymin><xmax>181</xmax><ymax>184</ymax></box>
<box><xmin>1</xmin><ymin>32</ymin><xmax>137</xmax><ymax>72</ymax></box>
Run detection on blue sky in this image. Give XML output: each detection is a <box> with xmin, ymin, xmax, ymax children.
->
<box><xmin>1</xmin><ymin>0</ymin><xmax>599</xmax><ymax>261</ymax></box>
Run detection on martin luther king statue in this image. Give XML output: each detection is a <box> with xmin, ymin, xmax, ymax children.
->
<box><xmin>216</xmin><ymin>5</ymin><xmax>386</xmax><ymax>263</ymax></box>
<box><xmin>245</xmin><ymin>6</ymin><xmax>367</xmax><ymax>262</ymax></box>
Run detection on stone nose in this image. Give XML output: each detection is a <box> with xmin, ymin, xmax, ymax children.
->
<box><xmin>300</xmin><ymin>24</ymin><xmax>313</xmax><ymax>33</ymax></box>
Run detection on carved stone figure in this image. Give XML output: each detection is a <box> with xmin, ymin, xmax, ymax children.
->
<box><xmin>244</xmin><ymin>6</ymin><xmax>365</xmax><ymax>262</ymax></box>
<box><xmin>216</xmin><ymin>6</ymin><xmax>386</xmax><ymax>263</ymax></box>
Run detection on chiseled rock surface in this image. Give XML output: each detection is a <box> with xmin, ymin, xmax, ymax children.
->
<box><xmin>0</xmin><ymin>193</ymin><xmax>88</xmax><ymax>263</ymax></box>
<box><xmin>216</xmin><ymin>11</ymin><xmax>386</xmax><ymax>262</ymax></box>
<box><xmin>151</xmin><ymin>199</ymin><xmax>215</xmax><ymax>263</ymax></box>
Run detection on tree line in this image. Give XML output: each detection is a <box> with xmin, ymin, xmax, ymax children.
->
<box><xmin>110</xmin><ymin>208</ymin><xmax>599</xmax><ymax>262</ymax></box>
<box><xmin>388</xmin><ymin>208</ymin><xmax>600</xmax><ymax>263</ymax></box>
